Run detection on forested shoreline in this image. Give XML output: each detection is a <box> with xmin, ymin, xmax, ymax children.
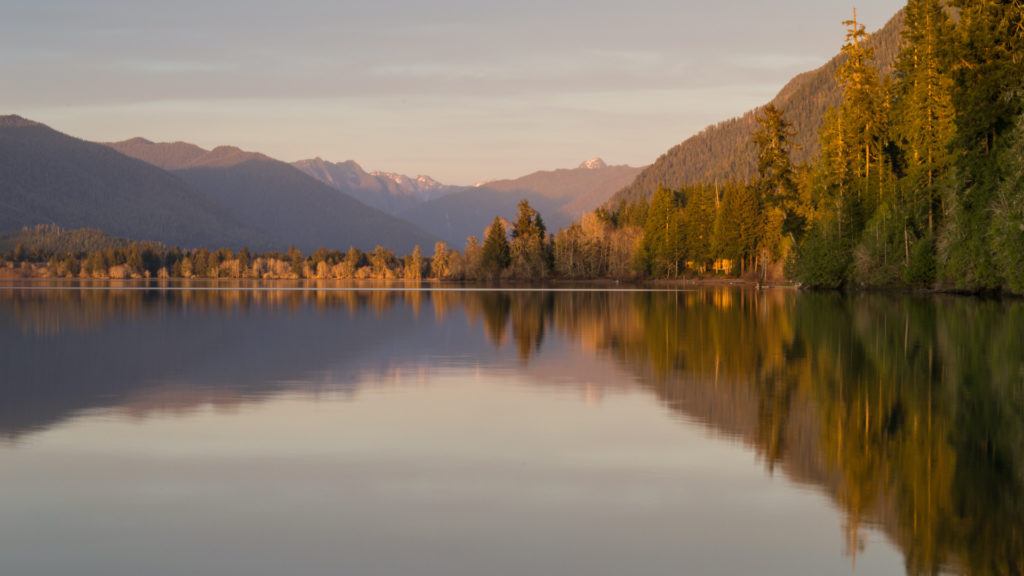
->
<box><xmin>586</xmin><ymin>1</ymin><xmax>1024</xmax><ymax>295</ymax></box>
<box><xmin>3</xmin><ymin>1</ymin><xmax>1022</xmax><ymax>294</ymax></box>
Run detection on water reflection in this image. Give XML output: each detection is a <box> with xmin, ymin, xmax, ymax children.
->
<box><xmin>1</xmin><ymin>286</ymin><xmax>1022</xmax><ymax>575</ymax></box>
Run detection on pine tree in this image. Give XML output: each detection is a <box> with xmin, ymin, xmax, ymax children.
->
<box><xmin>404</xmin><ymin>245</ymin><xmax>423</xmax><ymax>280</ymax></box>
<box><xmin>795</xmin><ymin>11</ymin><xmax>890</xmax><ymax>288</ymax></box>
<box><xmin>753</xmin><ymin>104</ymin><xmax>802</xmax><ymax>277</ymax></box>
<box><xmin>238</xmin><ymin>247</ymin><xmax>252</xmax><ymax>273</ymax></box>
<box><xmin>896</xmin><ymin>0</ymin><xmax>956</xmax><ymax>237</ymax></box>
<box><xmin>754</xmin><ymin>104</ymin><xmax>800</xmax><ymax>228</ymax></box>
<box><xmin>509</xmin><ymin>200</ymin><xmax>551</xmax><ymax>279</ymax></box>
<box><xmin>480</xmin><ymin>217</ymin><xmax>511</xmax><ymax>280</ymax></box>
<box><xmin>464</xmin><ymin>236</ymin><xmax>483</xmax><ymax>281</ymax></box>
<box><xmin>838</xmin><ymin>9</ymin><xmax>891</xmax><ymax>212</ymax></box>
<box><xmin>431</xmin><ymin>241</ymin><xmax>451</xmax><ymax>279</ymax></box>
<box><xmin>642</xmin><ymin>186</ymin><xmax>685</xmax><ymax>277</ymax></box>
<box><xmin>682</xmin><ymin>186</ymin><xmax>716</xmax><ymax>272</ymax></box>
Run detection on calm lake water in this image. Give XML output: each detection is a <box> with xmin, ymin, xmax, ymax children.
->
<box><xmin>1</xmin><ymin>284</ymin><xmax>1022</xmax><ymax>576</ymax></box>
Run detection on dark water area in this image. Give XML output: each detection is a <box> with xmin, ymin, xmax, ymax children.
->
<box><xmin>1</xmin><ymin>284</ymin><xmax>1022</xmax><ymax>575</ymax></box>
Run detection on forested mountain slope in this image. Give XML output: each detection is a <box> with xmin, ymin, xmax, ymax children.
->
<box><xmin>611</xmin><ymin>10</ymin><xmax>904</xmax><ymax>204</ymax></box>
<box><xmin>0</xmin><ymin>116</ymin><xmax>249</xmax><ymax>248</ymax></box>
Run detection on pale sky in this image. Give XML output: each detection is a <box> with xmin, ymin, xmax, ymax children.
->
<box><xmin>1</xmin><ymin>0</ymin><xmax>904</xmax><ymax>184</ymax></box>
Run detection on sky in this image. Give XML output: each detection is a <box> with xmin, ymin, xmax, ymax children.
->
<box><xmin>1</xmin><ymin>0</ymin><xmax>905</xmax><ymax>184</ymax></box>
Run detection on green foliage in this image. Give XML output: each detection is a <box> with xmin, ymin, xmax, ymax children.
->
<box><xmin>480</xmin><ymin>217</ymin><xmax>511</xmax><ymax>280</ymax></box>
<box><xmin>509</xmin><ymin>200</ymin><xmax>552</xmax><ymax>280</ymax></box>
<box><xmin>937</xmin><ymin>0</ymin><xmax>1024</xmax><ymax>292</ymax></box>
<box><xmin>611</xmin><ymin>12</ymin><xmax>905</xmax><ymax>205</ymax></box>
<box><xmin>904</xmin><ymin>234</ymin><xmax>936</xmax><ymax>287</ymax></box>
<box><xmin>641</xmin><ymin>186</ymin><xmax>685</xmax><ymax>277</ymax></box>
<box><xmin>791</xmin><ymin>216</ymin><xmax>851</xmax><ymax>289</ymax></box>
<box><xmin>989</xmin><ymin>116</ymin><xmax>1024</xmax><ymax>293</ymax></box>
<box><xmin>853</xmin><ymin>203</ymin><xmax>907</xmax><ymax>288</ymax></box>
<box><xmin>0</xmin><ymin>225</ymin><xmax>136</xmax><ymax>260</ymax></box>
<box><xmin>682</xmin><ymin>186</ymin><xmax>717</xmax><ymax>271</ymax></box>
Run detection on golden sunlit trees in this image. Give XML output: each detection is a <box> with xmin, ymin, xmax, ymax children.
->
<box><xmin>509</xmin><ymin>200</ymin><xmax>552</xmax><ymax>280</ymax></box>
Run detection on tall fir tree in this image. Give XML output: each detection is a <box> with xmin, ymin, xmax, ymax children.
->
<box><xmin>481</xmin><ymin>217</ymin><xmax>512</xmax><ymax>280</ymax></box>
<box><xmin>642</xmin><ymin>186</ymin><xmax>685</xmax><ymax>277</ymax></box>
<box><xmin>896</xmin><ymin>0</ymin><xmax>956</xmax><ymax>236</ymax></box>
<box><xmin>509</xmin><ymin>200</ymin><xmax>552</xmax><ymax>280</ymax></box>
<box><xmin>753</xmin><ymin>104</ymin><xmax>801</xmax><ymax>275</ymax></box>
<box><xmin>682</xmin><ymin>186</ymin><xmax>717</xmax><ymax>272</ymax></box>
<box><xmin>838</xmin><ymin>9</ymin><xmax>891</xmax><ymax>213</ymax></box>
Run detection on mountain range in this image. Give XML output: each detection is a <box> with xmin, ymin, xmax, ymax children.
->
<box><xmin>1</xmin><ymin>113</ymin><xmax>641</xmax><ymax>252</ymax></box>
<box><xmin>2</xmin><ymin>10</ymin><xmax>907</xmax><ymax>252</ymax></box>
<box><xmin>0</xmin><ymin>116</ymin><xmax>250</xmax><ymax>249</ymax></box>
<box><xmin>105</xmin><ymin>137</ymin><xmax>440</xmax><ymax>252</ymax></box>
<box><xmin>294</xmin><ymin>156</ymin><xmax>642</xmax><ymax>246</ymax></box>
<box><xmin>292</xmin><ymin>158</ymin><xmax>450</xmax><ymax>215</ymax></box>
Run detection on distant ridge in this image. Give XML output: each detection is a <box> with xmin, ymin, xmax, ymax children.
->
<box><xmin>0</xmin><ymin>115</ymin><xmax>250</xmax><ymax>248</ymax></box>
<box><xmin>610</xmin><ymin>10</ymin><xmax>905</xmax><ymax>204</ymax></box>
<box><xmin>293</xmin><ymin>157</ymin><xmax>451</xmax><ymax>215</ymax></box>
<box><xmin>107</xmin><ymin>138</ymin><xmax>437</xmax><ymax>252</ymax></box>
<box><xmin>297</xmin><ymin>156</ymin><xmax>642</xmax><ymax>246</ymax></box>
<box><xmin>480</xmin><ymin>159</ymin><xmax>643</xmax><ymax>218</ymax></box>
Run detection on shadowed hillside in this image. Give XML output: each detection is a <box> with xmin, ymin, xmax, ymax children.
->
<box><xmin>0</xmin><ymin>116</ymin><xmax>249</xmax><ymax>248</ymax></box>
<box><xmin>107</xmin><ymin>138</ymin><xmax>438</xmax><ymax>253</ymax></box>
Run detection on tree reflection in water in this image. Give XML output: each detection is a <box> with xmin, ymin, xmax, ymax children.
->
<box><xmin>1</xmin><ymin>285</ymin><xmax>1021</xmax><ymax>575</ymax></box>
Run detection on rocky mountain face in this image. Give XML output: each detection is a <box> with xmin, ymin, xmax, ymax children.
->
<box><xmin>292</xmin><ymin>158</ymin><xmax>450</xmax><ymax>215</ymax></box>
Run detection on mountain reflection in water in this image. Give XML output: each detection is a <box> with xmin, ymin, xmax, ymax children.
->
<box><xmin>1</xmin><ymin>285</ymin><xmax>1022</xmax><ymax>575</ymax></box>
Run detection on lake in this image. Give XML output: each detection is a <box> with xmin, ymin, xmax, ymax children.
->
<box><xmin>1</xmin><ymin>284</ymin><xmax>1021</xmax><ymax>575</ymax></box>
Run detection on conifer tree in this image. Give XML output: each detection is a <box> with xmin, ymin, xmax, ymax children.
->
<box><xmin>464</xmin><ymin>236</ymin><xmax>483</xmax><ymax>281</ymax></box>
<box><xmin>431</xmin><ymin>241</ymin><xmax>451</xmax><ymax>280</ymax></box>
<box><xmin>642</xmin><ymin>186</ymin><xmax>685</xmax><ymax>277</ymax></box>
<box><xmin>682</xmin><ymin>186</ymin><xmax>716</xmax><ymax>272</ymax></box>
<box><xmin>480</xmin><ymin>217</ymin><xmax>511</xmax><ymax>280</ymax></box>
<box><xmin>838</xmin><ymin>9</ymin><xmax>891</xmax><ymax>211</ymax></box>
<box><xmin>404</xmin><ymin>245</ymin><xmax>423</xmax><ymax>280</ymax></box>
<box><xmin>896</xmin><ymin>0</ymin><xmax>956</xmax><ymax>236</ymax></box>
<box><xmin>509</xmin><ymin>200</ymin><xmax>551</xmax><ymax>279</ymax></box>
<box><xmin>753</xmin><ymin>104</ymin><xmax>801</xmax><ymax>275</ymax></box>
<box><xmin>754</xmin><ymin>104</ymin><xmax>800</xmax><ymax>226</ymax></box>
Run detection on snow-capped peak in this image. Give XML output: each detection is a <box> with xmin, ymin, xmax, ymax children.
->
<box><xmin>578</xmin><ymin>157</ymin><xmax>607</xmax><ymax>170</ymax></box>
<box><xmin>415</xmin><ymin>175</ymin><xmax>443</xmax><ymax>189</ymax></box>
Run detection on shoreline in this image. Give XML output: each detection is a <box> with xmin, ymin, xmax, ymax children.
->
<box><xmin>1</xmin><ymin>275</ymin><xmax>1018</xmax><ymax>299</ymax></box>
